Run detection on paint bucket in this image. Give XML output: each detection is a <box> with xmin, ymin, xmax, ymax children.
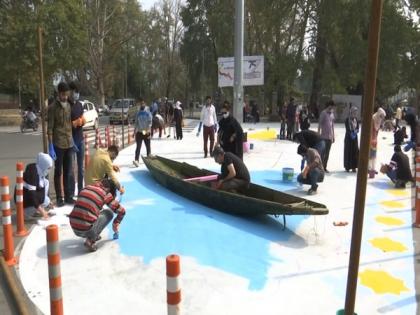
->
<box><xmin>282</xmin><ymin>167</ymin><xmax>294</xmax><ymax>181</ymax></box>
<box><xmin>250</xmin><ymin>143</ymin><xmax>254</xmax><ymax>150</ymax></box>
<box><xmin>336</xmin><ymin>310</ymin><xmax>357</xmax><ymax>315</ymax></box>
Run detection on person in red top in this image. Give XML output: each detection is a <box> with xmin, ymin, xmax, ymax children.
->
<box><xmin>69</xmin><ymin>178</ymin><xmax>125</xmax><ymax>252</ymax></box>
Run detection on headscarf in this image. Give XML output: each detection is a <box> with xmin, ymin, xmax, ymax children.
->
<box><xmin>36</xmin><ymin>153</ymin><xmax>53</xmax><ymax>187</ymax></box>
<box><xmin>175</xmin><ymin>101</ymin><xmax>182</xmax><ymax>110</ymax></box>
<box><xmin>372</xmin><ymin>107</ymin><xmax>386</xmax><ymax>131</ymax></box>
<box><xmin>349</xmin><ymin>106</ymin><xmax>358</xmax><ymax>131</ymax></box>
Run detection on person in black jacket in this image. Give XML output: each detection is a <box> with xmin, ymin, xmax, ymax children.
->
<box><xmin>217</xmin><ymin>101</ymin><xmax>244</xmax><ymax>160</ymax></box>
<box><xmin>380</xmin><ymin>145</ymin><xmax>414</xmax><ymax>188</ymax></box>
<box><xmin>20</xmin><ymin>153</ymin><xmax>54</xmax><ymax>219</ymax></box>
<box><xmin>69</xmin><ymin>81</ymin><xmax>85</xmax><ymax>194</ymax></box>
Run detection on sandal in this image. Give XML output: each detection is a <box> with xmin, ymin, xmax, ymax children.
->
<box><xmin>333</xmin><ymin>221</ymin><xmax>348</xmax><ymax>227</ymax></box>
<box><xmin>84</xmin><ymin>239</ymin><xmax>97</xmax><ymax>252</ymax></box>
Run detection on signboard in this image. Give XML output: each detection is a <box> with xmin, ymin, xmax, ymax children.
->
<box><xmin>218</xmin><ymin>56</ymin><xmax>264</xmax><ymax>87</ymax></box>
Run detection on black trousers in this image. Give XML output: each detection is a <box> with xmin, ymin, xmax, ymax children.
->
<box><xmin>135</xmin><ymin>131</ymin><xmax>151</xmax><ymax>161</ymax></box>
<box><xmin>54</xmin><ymin>146</ymin><xmax>74</xmax><ymax>201</ymax></box>
<box><xmin>323</xmin><ymin>139</ymin><xmax>332</xmax><ymax>170</ymax></box>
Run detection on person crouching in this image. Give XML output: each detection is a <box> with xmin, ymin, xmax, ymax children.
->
<box><xmin>380</xmin><ymin>145</ymin><xmax>414</xmax><ymax>188</ymax></box>
<box><xmin>297</xmin><ymin>145</ymin><xmax>325</xmax><ymax>195</ymax></box>
<box><xmin>69</xmin><ymin>178</ymin><xmax>125</xmax><ymax>252</ymax></box>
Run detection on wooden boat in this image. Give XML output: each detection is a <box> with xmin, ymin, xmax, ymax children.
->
<box><xmin>142</xmin><ymin>155</ymin><xmax>328</xmax><ymax>227</ymax></box>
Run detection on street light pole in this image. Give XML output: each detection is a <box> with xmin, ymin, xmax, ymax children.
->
<box><xmin>233</xmin><ymin>0</ymin><xmax>244</xmax><ymax>123</ymax></box>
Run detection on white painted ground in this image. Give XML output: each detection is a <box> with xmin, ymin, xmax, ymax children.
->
<box><xmin>18</xmin><ymin>121</ymin><xmax>418</xmax><ymax>315</ymax></box>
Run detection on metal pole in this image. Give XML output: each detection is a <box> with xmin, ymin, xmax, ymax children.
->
<box><xmin>18</xmin><ymin>77</ymin><xmax>21</xmax><ymax>110</ymax></box>
<box><xmin>233</xmin><ymin>0</ymin><xmax>244</xmax><ymax>122</ymax></box>
<box><xmin>37</xmin><ymin>26</ymin><xmax>47</xmax><ymax>154</ymax></box>
<box><xmin>343</xmin><ymin>1</ymin><xmax>383</xmax><ymax>314</ymax></box>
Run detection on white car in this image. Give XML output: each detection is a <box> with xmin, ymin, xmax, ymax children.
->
<box><xmin>80</xmin><ymin>100</ymin><xmax>99</xmax><ymax>130</ymax></box>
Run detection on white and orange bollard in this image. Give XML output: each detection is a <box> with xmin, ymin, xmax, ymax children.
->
<box><xmin>95</xmin><ymin>128</ymin><xmax>101</xmax><ymax>149</ymax></box>
<box><xmin>127</xmin><ymin>122</ymin><xmax>131</xmax><ymax>145</ymax></box>
<box><xmin>166</xmin><ymin>254</ymin><xmax>181</xmax><ymax>315</ymax></box>
<box><xmin>84</xmin><ymin>134</ymin><xmax>90</xmax><ymax>170</ymax></box>
<box><xmin>414</xmin><ymin>154</ymin><xmax>420</xmax><ymax>228</ymax></box>
<box><xmin>106</xmin><ymin>126</ymin><xmax>111</xmax><ymax>148</ymax></box>
<box><xmin>112</xmin><ymin>125</ymin><xmax>116</xmax><ymax>145</ymax></box>
<box><xmin>46</xmin><ymin>224</ymin><xmax>63</xmax><ymax>315</ymax></box>
<box><xmin>1</xmin><ymin>176</ymin><xmax>16</xmax><ymax>265</ymax></box>
<box><xmin>15</xmin><ymin>162</ymin><xmax>28</xmax><ymax>236</ymax></box>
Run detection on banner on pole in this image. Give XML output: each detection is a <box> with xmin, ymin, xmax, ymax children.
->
<box><xmin>218</xmin><ymin>56</ymin><xmax>264</xmax><ymax>87</ymax></box>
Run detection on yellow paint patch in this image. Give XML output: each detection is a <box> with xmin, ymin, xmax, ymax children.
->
<box><xmin>385</xmin><ymin>189</ymin><xmax>409</xmax><ymax>197</ymax></box>
<box><xmin>369</xmin><ymin>237</ymin><xmax>407</xmax><ymax>252</ymax></box>
<box><xmin>248</xmin><ymin>129</ymin><xmax>277</xmax><ymax>140</ymax></box>
<box><xmin>380</xmin><ymin>200</ymin><xmax>405</xmax><ymax>209</ymax></box>
<box><xmin>359</xmin><ymin>269</ymin><xmax>409</xmax><ymax>294</ymax></box>
<box><xmin>375</xmin><ymin>216</ymin><xmax>404</xmax><ymax>226</ymax></box>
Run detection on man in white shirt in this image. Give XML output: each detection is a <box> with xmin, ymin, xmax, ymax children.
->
<box><xmin>197</xmin><ymin>96</ymin><xmax>218</xmax><ymax>158</ymax></box>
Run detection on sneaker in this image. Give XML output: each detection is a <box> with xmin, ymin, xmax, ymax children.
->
<box><xmin>84</xmin><ymin>239</ymin><xmax>97</xmax><ymax>252</ymax></box>
<box><xmin>307</xmin><ymin>188</ymin><xmax>317</xmax><ymax>195</ymax></box>
<box><xmin>56</xmin><ymin>199</ymin><xmax>65</xmax><ymax>207</ymax></box>
<box><xmin>133</xmin><ymin>160</ymin><xmax>139</xmax><ymax>167</ymax></box>
<box><xmin>65</xmin><ymin>198</ymin><xmax>75</xmax><ymax>205</ymax></box>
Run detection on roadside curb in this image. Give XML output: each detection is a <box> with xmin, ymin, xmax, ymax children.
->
<box><xmin>0</xmin><ymin>224</ymin><xmax>42</xmax><ymax>315</ymax></box>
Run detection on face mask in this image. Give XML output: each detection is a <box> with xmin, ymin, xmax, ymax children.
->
<box><xmin>73</xmin><ymin>92</ymin><xmax>80</xmax><ymax>101</ymax></box>
<box><xmin>223</xmin><ymin>112</ymin><xmax>229</xmax><ymax>118</ymax></box>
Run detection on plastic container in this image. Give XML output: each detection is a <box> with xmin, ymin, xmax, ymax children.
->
<box><xmin>243</xmin><ymin>142</ymin><xmax>250</xmax><ymax>153</ymax></box>
<box><xmin>282</xmin><ymin>167</ymin><xmax>294</xmax><ymax>181</ymax></box>
<box><xmin>336</xmin><ymin>310</ymin><xmax>357</xmax><ymax>315</ymax></box>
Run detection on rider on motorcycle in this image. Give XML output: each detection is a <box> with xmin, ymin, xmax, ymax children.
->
<box><xmin>25</xmin><ymin>107</ymin><xmax>37</xmax><ymax>123</ymax></box>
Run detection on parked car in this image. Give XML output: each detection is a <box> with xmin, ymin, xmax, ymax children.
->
<box><xmin>97</xmin><ymin>104</ymin><xmax>109</xmax><ymax>116</ymax></box>
<box><xmin>109</xmin><ymin>99</ymin><xmax>138</xmax><ymax>124</ymax></box>
<box><xmin>80</xmin><ymin>100</ymin><xmax>99</xmax><ymax>130</ymax></box>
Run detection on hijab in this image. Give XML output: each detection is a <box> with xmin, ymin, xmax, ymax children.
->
<box><xmin>349</xmin><ymin>107</ymin><xmax>358</xmax><ymax>131</ymax></box>
<box><xmin>372</xmin><ymin>107</ymin><xmax>386</xmax><ymax>131</ymax></box>
<box><xmin>175</xmin><ymin>101</ymin><xmax>182</xmax><ymax>110</ymax></box>
<box><xmin>36</xmin><ymin>153</ymin><xmax>53</xmax><ymax>187</ymax></box>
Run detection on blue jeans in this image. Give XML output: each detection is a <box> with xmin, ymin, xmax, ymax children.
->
<box><xmin>297</xmin><ymin>168</ymin><xmax>324</xmax><ymax>190</ymax></box>
<box><xmin>314</xmin><ymin>140</ymin><xmax>326</xmax><ymax>160</ymax></box>
<box><xmin>74</xmin><ymin>209</ymin><xmax>114</xmax><ymax>241</ymax></box>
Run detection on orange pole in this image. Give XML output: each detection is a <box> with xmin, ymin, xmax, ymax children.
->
<box><xmin>166</xmin><ymin>254</ymin><xmax>181</xmax><ymax>315</ymax></box>
<box><xmin>84</xmin><ymin>134</ymin><xmax>90</xmax><ymax>170</ymax></box>
<box><xmin>46</xmin><ymin>224</ymin><xmax>63</xmax><ymax>315</ymax></box>
<box><xmin>15</xmin><ymin>162</ymin><xmax>28</xmax><ymax>236</ymax></box>
<box><xmin>1</xmin><ymin>176</ymin><xmax>16</xmax><ymax>266</ymax></box>
<box><xmin>106</xmin><ymin>127</ymin><xmax>111</xmax><ymax>148</ymax></box>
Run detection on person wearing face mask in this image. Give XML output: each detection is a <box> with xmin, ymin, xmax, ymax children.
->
<box><xmin>133</xmin><ymin>98</ymin><xmax>152</xmax><ymax>167</ymax></box>
<box><xmin>17</xmin><ymin>153</ymin><xmax>54</xmax><ymax>220</ymax></box>
<box><xmin>69</xmin><ymin>81</ymin><xmax>86</xmax><ymax>195</ymax></box>
<box><xmin>317</xmin><ymin>100</ymin><xmax>336</xmax><ymax>172</ymax></box>
<box><xmin>344</xmin><ymin>106</ymin><xmax>359</xmax><ymax>172</ymax></box>
<box><xmin>216</xmin><ymin>101</ymin><xmax>244</xmax><ymax>160</ymax></box>
<box><xmin>48</xmin><ymin>82</ymin><xmax>75</xmax><ymax>207</ymax></box>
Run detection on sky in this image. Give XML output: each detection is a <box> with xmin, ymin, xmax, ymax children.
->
<box><xmin>139</xmin><ymin>0</ymin><xmax>158</xmax><ymax>10</ymax></box>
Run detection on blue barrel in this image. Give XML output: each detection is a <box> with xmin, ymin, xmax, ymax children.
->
<box><xmin>282</xmin><ymin>167</ymin><xmax>294</xmax><ymax>181</ymax></box>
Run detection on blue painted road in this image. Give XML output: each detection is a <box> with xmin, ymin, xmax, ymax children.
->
<box><xmin>115</xmin><ymin>169</ymin><xmax>306</xmax><ymax>290</ymax></box>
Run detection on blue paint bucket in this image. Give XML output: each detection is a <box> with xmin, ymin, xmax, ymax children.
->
<box><xmin>250</xmin><ymin>143</ymin><xmax>254</xmax><ymax>150</ymax></box>
<box><xmin>282</xmin><ymin>167</ymin><xmax>294</xmax><ymax>181</ymax></box>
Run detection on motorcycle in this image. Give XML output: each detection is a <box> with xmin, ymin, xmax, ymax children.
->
<box><xmin>20</xmin><ymin>112</ymin><xmax>39</xmax><ymax>132</ymax></box>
